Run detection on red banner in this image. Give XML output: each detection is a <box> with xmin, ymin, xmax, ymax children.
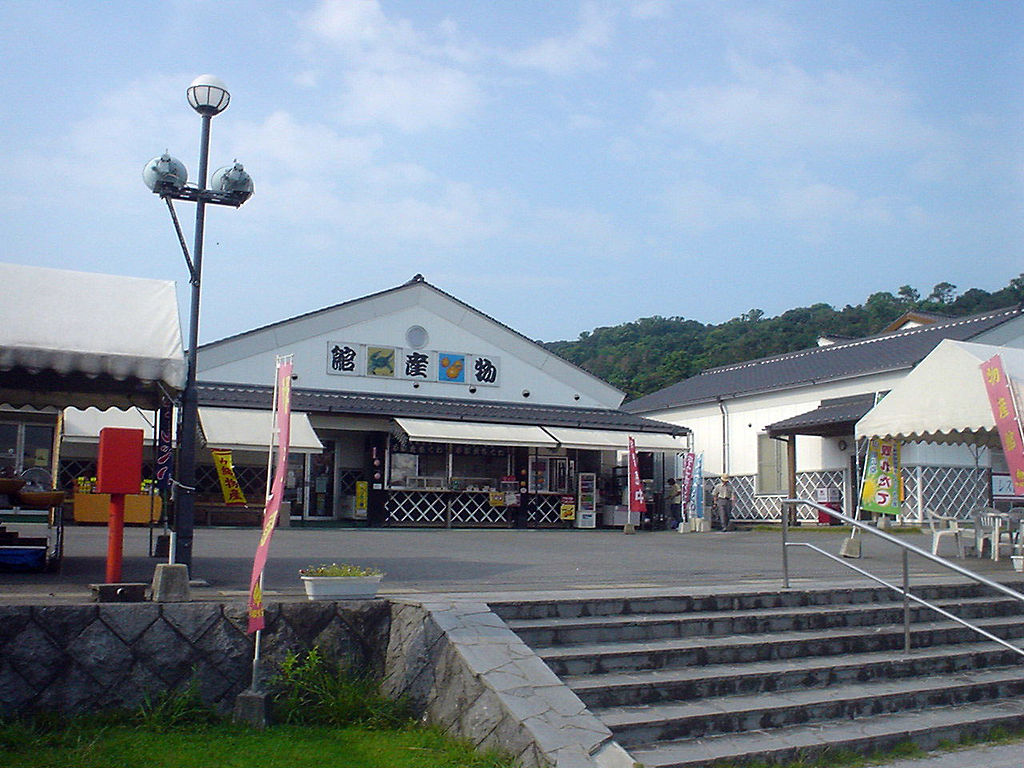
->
<box><xmin>247</xmin><ymin>359</ymin><xmax>294</xmax><ymax>633</ymax></box>
<box><xmin>980</xmin><ymin>354</ymin><xmax>1024</xmax><ymax>495</ymax></box>
<box><xmin>628</xmin><ymin>437</ymin><xmax>647</xmax><ymax>525</ymax></box>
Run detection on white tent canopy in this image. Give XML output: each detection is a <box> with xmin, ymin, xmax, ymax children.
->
<box><xmin>198</xmin><ymin>407</ymin><xmax>324</xmax><ymax>454</ymax></box>
<box><xmin>0</xmin><ymin>263</ymin><xmax>185</xmax><ymax>410</ymax></box>
<box><xmin>395</xmin><ymin>418</ymin><xmax>558</xmax><ymax>448</ymax></box>
<box><xmin>855</xmin><ymin>339</ymin><xmax>1024</xmax><ymax>447</ymax></box>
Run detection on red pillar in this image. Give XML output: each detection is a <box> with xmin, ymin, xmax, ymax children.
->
<box><xmin>106</xmin><ymin>493</ymin><xmax>126</xmax><ymax>583</ymax></box>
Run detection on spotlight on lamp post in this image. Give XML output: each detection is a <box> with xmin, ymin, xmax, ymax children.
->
<box><xmin>143</xmin><ymin>75</ymin><xmax>254</xmax><ymax>574</ymax></box>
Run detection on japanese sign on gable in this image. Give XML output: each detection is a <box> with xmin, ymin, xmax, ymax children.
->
<box><xmin>327</xmin><ymin>341</ymin><xmax>500</xmax><ymax>387</ymax></box>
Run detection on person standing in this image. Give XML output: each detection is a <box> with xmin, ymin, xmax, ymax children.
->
<box><xmin>712</xmin><ymin>474</ymin><xmax>734</xmax><ymax>531</ymax></box>
<box><xmin>666</xmin><ymin>478</ymin><xmax>683</xmax><ymax>530</ymax></box>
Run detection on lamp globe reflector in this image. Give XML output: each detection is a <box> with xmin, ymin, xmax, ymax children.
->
<box><xmin>187</xmin><ymin>74</ymin><xmax>230</xmax><ymax>116</ymax></box>
<box><xmin>212</xmin><ymin>161</ymin><xmax>254</xmax><ymax>203</ymax></box>
<box><xmin>143</xmin><ymin>153</ymin><xmax>188</xmax><ymax>192</ymax></box>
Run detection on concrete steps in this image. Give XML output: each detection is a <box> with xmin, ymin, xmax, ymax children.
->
<box><xmin>493</xmin><ymin>583</ymin><xmax>1024</xmax><ymax>767</ymax></box>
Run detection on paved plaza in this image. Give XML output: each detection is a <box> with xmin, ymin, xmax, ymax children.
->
<box><xmin>2</xmin><ymin>521</ymin><xmax>1023</xmax><ymax>602</ymax></box>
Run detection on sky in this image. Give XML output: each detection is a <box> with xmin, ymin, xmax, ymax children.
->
<box><xmin>1</xmin><ymin>1</ymin><xmax>1021</xmax><ymax>345</ymax></box>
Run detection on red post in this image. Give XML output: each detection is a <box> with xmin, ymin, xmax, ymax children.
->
<box><xmin>106</xmin><ymin>493</ymin><xmax>126</xmax><ymax>583</ymax></box>
<box><xmin>97</xmin><ymin>427</ymin><xmax>143</xmax><ymax>584</ymax></box>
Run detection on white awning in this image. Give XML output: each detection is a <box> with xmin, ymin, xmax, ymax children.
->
<box><xmin>0</xmin><ymin>262</ymin><xmax>185</xmax><ymax>409</ymax></box>
<box><xmin>856</xmin><ymin>339</ymin><xmax>1024</xmax><ymax>446</ymax></box>
<box><xmin>62</xmin><ymin>406</ymin><xmax>160</xmax><ymax>444</ymax></box>
<box><xmin>395</xmin><ymin>418</ymin><xmax>558</xmax><ymax>447</ymax></box>
<box><xmin>544</xmin><ymin>427</ymin><xmax>686</xmax><ymax>452</ymax></box>
<box><xmin>199</xmin><ymin>408</ymin><xmax>324</xmax><ymax>454</ymax></box>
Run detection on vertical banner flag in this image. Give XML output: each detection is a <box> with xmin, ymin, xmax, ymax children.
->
<box><xmin>627</xmin><ymin>436</ymin><xmax>647</xmax><ymax>526</ymax></box>
<box><xmin>211</xmin><ymin>449</ymin><xmax>247</xmax><ymax>505</ymax></box>
<box><xmin>860</xmin><ymin>437</ymin><xmax>902</xmax><ymax>515</ymax></box>
<box><xmin>680</xmin><ymin>452</ymin><xmax>696</xmax><ymax>520</ymax></box>
<box><xmin>690</xmin><ymin>453</ymin><xmax>704</xmax><ymax>519</ymax></box>
<box><xmin>155</xmin><ymin>398</ymin><xmax>173</xmax><ymax>493</ymax></box>
<box><xmin>247</xmin><ymin>358</ymin><xmax>293</xmax><ymax>634</ymax></box>
<box><xmin>980</xmin><ymin>354</ymin><xmax>1024</xmax><ymax>494</ymax></box>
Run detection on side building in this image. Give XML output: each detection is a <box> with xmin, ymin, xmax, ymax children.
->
<box><xmin>624</xmin><ymin>306</ymin><xmax>1024</xmax><ymax>523</ymax></box>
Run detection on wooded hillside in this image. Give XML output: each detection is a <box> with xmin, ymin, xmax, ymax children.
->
<box><xmin>543</xmin><ymin>275</ymin><xmax>1024</xmax><ymax>400</ymax></box>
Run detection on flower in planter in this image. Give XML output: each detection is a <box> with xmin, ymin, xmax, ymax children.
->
<box><xmin>299</xmin><ymin>563</ymin><xmax>384</xmax><ymax>578</ymax></box>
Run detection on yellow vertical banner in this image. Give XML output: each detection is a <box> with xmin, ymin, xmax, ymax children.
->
<box><xmin>860</xmin><ymin>438</ymin><xmax>902</xmax><ymax>515</ymax></box>
<box><xmin>211</xmin><ymin>449</ymin><xmax>247</xmax><ymax>506</ymax></box>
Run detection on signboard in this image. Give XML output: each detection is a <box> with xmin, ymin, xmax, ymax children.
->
<box><xmin>355</xmin><ymin>481</ymin><xmax>369</xmax><ymax>512</ymax></box>
<box><xmin>327</xmin><ymin>341</ymin><xmax>500</xmax><ymax>387</ymax></box>
<box><xmin>559</xmin><ymin>495</ymin><xmax>576</xmax><ymax>520</ymax></box>
<box><xmin>211</xmin><ymin>449</ymin><xmax>247</xmax><ymax>505</ymax></box>
<box><xmin>980</xmin><ymin>354</ymin><xmax>1024</xmax><ymax>495</ymax></box>
<box><xmin>860</xmin><ymin>437</ymin><xmax>902</xmax><ymax>515</ymax></box>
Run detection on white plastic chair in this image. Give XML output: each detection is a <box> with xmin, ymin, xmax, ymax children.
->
<box><xmin>926</xmin><ymin>509</ymin><xmax>968</xmax><ymax>558</ymax></box>
<box><xmin>972</xmin><ymin>507</ymin><xmax>1013</xmax><ymax>561</ymax></box>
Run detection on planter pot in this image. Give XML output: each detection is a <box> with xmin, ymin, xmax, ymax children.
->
<box><xmin>301</xmin><ymin>574</ymin><xmax>382</xmax><ymax>601</ymax></box>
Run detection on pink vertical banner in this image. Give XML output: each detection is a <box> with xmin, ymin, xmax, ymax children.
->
<box><xmin>680</xmin><ymin>452</ymin><xmax>696</xmax><ymax>516</ymax></box>
<box><xmin>247</xmin><ymin>359</ymin><xmax>294</xmax><ymax>634</ymax></box>
<box><xmin>980</xmin><ymin>355</ymin><xmax>1024</xmax><ymax>495</ymax></box>
<box><xmin>628</xmin><ymin>437</ymin><xmax>647</xmax><ymax>526</ymax></box>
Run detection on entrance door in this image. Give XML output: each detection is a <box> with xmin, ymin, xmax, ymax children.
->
<box><xmin>307</xmin><ymin>440</ymin><xmax>335</xmax><ymax>519</ymax></box>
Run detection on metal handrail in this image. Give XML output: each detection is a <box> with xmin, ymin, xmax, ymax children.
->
<box><xmin>782</xmin><ymin>498</ymin><xmax>1024</xmax><ymax>658</ymax></box>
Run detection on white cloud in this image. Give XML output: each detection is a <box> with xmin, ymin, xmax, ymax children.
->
<box><xmin>505</xmin><ymin>2</ymin><xmax>613</xmax><ymax>76</ymax></box>
<box><xmin>300</xmin><ymin>0</ymin><xmax>482</xmax><ymax>132</ymax></box>
<box><xmin>341</xmin><ymin>64</ymin><xmax>481</xmax><ymax>131</ymax></box>
<box><xmin>651</xmin><ymin>58</ymin><xmax>947</xmax><ymax>156</ymax></box>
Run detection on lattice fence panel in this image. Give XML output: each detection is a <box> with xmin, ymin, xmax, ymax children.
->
<box><xmin>451</xmin><ymin>492</ymin><xmax>507</xmax><ymax>526</ymax></box>
<box><xmin>337</xmin><ymin>469</ymin><xmax>362</xmax><ymax>496</ymax></box>
<box><xmin>386</xmin><ymin>491</ymin><xmax>447</xmax><ymax>526</ymax></box>
<box><xmin>528</xmin><ymin>495</ymin><xmax>562</xmax><ymax>527</ymax></box>
<box><xmin>902</xmin><ymin>465</ymin><xmax>988</xmax><ymax>521</ymax></box>
<box><xmin>727</xmin><ymin>471</ymin><xmax>845</xmax><ymax>523</ymax></box>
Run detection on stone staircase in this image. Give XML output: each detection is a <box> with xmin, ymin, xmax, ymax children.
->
<box><xmin>492</xmin><ymin>583</ymin><xmax>1024</xmax><ymax>767</ymax></box>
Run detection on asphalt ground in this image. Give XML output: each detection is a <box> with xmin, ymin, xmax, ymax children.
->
<box><xmin>3</xmin><ymin>521</ymin><xmax>1024</xmax><ymax>766</ymax></box>
<box><xmin>2</xmin><ymin>520</ymin><xmax>1023</xmax><ymax>602</ymax></box>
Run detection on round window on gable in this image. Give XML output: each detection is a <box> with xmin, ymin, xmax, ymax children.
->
<box><xmin>406</xmin><ymin>325</ymin><xmax>429</xmax><ymax>349</ymax></box>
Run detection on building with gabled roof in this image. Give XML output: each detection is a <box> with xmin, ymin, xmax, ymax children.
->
<box><xmin>192</xmin><ymin>275</ymin><xmax>686</xmax><ymax>528</ymax></box>
<box><xmin>624</xmin><ymin>305</ymin><xmax>1024</xmax><ymax>523</ymax></box>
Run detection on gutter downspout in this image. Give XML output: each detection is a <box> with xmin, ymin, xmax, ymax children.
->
<box><xmin>718</xmin><ymin>399</ymin><xmax>729</xmax><ymax>475</ymax></box>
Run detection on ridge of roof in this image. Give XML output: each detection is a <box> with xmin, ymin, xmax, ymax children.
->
<box><xmin>625</xmin><ymin>305</ymin><xmax>1022</xmax><ymax>413</ymax></box>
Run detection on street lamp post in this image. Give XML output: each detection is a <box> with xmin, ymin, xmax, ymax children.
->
<box><xmin>144</xmin><ymin>75</ymin><xmax>254</xmax><ymax>573</ymax></box>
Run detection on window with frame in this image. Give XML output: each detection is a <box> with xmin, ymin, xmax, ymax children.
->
<box><xmin>756</xmin><ymin>433</ymin><xmax>790</xmax><ymax>495</ymax></box>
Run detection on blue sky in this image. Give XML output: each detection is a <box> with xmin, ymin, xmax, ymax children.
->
<box><xmin>1</xmin><ymin>1</ymin><xmax>1021</xmax><ymax>345</ymax></box>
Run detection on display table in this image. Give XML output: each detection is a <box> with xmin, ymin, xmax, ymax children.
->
<box><xmin>73</xmin><ymin>493</ymin><xmax>161</xmax><ymax>524</ymax></box>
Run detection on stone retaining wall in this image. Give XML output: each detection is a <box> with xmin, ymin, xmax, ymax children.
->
<box><xmin>0</xmin><ymin>598</ymin><xmax>630</xmax><ymax>768</ymax></box>
<box><xmin>0</xmin><ymin>601</ymin><xmax>389</xmax><ymax>715</ymax></box>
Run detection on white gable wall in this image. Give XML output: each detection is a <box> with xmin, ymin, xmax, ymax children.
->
<box><xmin>197</xmin><ymin>282</ymin><xmax>624</xmax><ymax>410</ymax></box>
<box><xmin>644</xmin><ymin>370</ymin><xmax>982</xmax><ymax>478</ymax></box>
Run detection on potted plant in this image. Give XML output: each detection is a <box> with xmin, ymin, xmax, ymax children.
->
<box><xmin>298</xmin><ymin>563</ymin><xmax>384</xmax><ymax>600</ymax></box>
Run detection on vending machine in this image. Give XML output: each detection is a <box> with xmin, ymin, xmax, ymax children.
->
<box><xmin>576</xmin><ymin>472</ymin><xmax>597</xmax><ymax>528</ymax></box>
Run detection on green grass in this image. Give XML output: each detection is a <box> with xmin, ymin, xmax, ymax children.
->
<box><xmin>0</xmin><ymin>647</ymin><xmax>517</xmax><ymax>768</ymax></box>
<box><xmin>0</xmin><ymin>720</ymin><xmax>516</xmax><ymax>768</ymax></box>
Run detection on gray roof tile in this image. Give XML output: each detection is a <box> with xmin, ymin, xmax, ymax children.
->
<box><xmin>198</xmin><ymin>382</ymin><xmax>688</xmax><ymax>435</ymax></box>
<box><xmin>625</xmin><ymin>306</ymin><xmax>1022</xmax><ymax>413</ymax></box>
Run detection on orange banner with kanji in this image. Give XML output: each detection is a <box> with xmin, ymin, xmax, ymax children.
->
<box><xmin>980</xmin><ymin>354</ymin><xmax>1024</xmax><ymax>495</ymax></box>
<box><xmin>211</xmin><ymin>449</ymin><xmax>247</xmax><ymax>506</ymax></box>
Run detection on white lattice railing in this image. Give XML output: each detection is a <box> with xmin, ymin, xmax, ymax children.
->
<box><xmin>718</xmin><ymin>465</ymin><xmax>989</xmax><ymax>524</ymax></box>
